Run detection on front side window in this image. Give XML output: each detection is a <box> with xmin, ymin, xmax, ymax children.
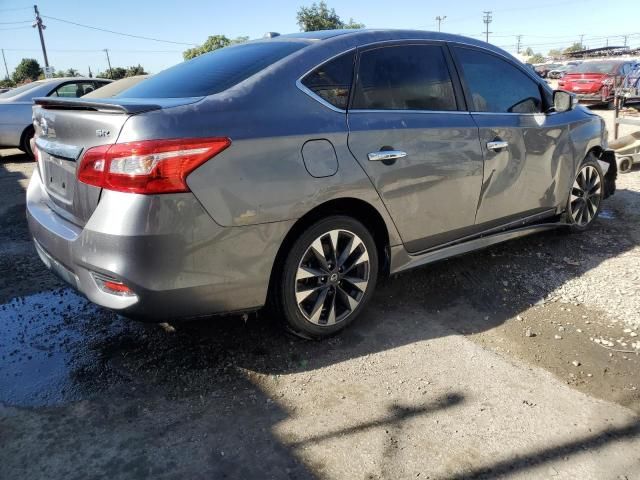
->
<box><xmin>301</xmin><ymin>51</ymin><xmax>354</xmax><ymax>110</ymax></box>
<box><xmin>454</xmin><ymin>47</ymin><xmax>542</xmax><ymax>114</ymax></box>
<box><xmin>352</xmin><ymin>44</ymin><xmax>457</xmax><ymax>111</ymax></box>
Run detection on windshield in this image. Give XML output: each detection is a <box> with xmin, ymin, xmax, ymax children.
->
<box><xmin>0</xmin><ymin>81</ymin><xmax>44</xmax><ymax>99</ymax></box>
<box><xmin>118</xmin><ymin>41</ymin><xmax>308</xmax><ymax>98</ymax></box>
<box><xmin>570</xmin><ymin>62</ymin><xmax>619</xmax><ymax>74</ymax></box>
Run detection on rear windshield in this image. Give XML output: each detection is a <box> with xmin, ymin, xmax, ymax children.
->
<box><xmin>0</xmin><ymin>81</ymin><xmax>44</xmax><ymax>99</ymax></box>
<box><xmin>118</xmin><ymin>41</ymin><xmax>308</xmax><ymax>98</ymax></box>
<box><xmin>570</xmin><ymin>62</ymin><xmax>619</xmax><ymax>74</ymax></box>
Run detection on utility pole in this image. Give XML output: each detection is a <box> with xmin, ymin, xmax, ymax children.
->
<box><xmin>623</xmin><ymin>34</ymin><xmax>628</xmax><ymax>46</ymax></box>
<box><xmin>435</xmin><ymin>15</ymin><xmax>446</xmax><ymax>32</ymax></box>
<box><xmin>482</xmin><ymin>11</ymin><xmax>492</xmax><ymax>43</ymax></box>
<box><xmin>103</xmin><ymin>49</ymin><xmax>112</xmax><ymax>77</ymax></box>
<box><xmin>33</xmin><ymin>5</ymin><xmax>49</xmax><ymax>68</ymax></box>
<box><xmin>579</xmin><ymin>34</ymin><xmax>584</xmax><ymax>48</ymax></box>
<box><xmin>88</xmin><ymin>66</ymin><xmax>92</xmax><ymax>78</ymax></box>
<box><xmin>1</xmin><ymin>49</ymin><xmax>9</xmax><ymax>80</ymax></box>
<box><xmin>516</xmin><ymin>35</ymin><xmax>522</xmax><ymax>54</ymax></box>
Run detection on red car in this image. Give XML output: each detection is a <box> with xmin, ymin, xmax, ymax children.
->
<box><xmin>558</xmin><ymin>60</ymin><xmax>636</xmax><ymax>107</ymax></box>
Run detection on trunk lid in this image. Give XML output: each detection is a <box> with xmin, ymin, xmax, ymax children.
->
<box><xmin>31</xmin><ymin>97</ymin><xmax>198</xmax><ymax>226</ymax></box>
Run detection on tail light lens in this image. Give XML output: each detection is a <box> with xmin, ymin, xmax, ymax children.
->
<box><xmin>77</xmin><ymin>137</ymin><xmax>231</xmax><ymax>194</ymax></box>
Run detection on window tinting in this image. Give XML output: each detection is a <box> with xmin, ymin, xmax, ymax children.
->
<box><xmin>352</xmin><ymin>45</ymin><xmax>457</xmax><ymax>111</ymax></box>
<box><xmin>454</xmin><ymin>47</ymin><xmax>542</xmax><ymax>114</ymax></box>
<box><xmin>118</xmin><ymin>41</ymin><xmax>307</xmax><ymax>98</ymax></box>
<box><xmin>301</xmin><ymin>51</ymin><xmax>354</xmax><ymax>110</ymax></box>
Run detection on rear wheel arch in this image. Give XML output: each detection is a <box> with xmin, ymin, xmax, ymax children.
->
<box><xmin>268</xmin><ymin>198</ymin><xmax>391</xmax><ymax>302</ymax></box>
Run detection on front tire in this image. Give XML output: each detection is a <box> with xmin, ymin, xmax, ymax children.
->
<box><xmin>274</xmin><ymin>216</ymin><xmax>378</xmax><ymax>339</ymax></box>
<box><xmin>566</xmin><ymin>155</ymin><xmax>604</xmax><ymax>232</ymax></box>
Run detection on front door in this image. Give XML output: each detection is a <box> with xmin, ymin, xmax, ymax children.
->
<box><xmin>451</xmin><ymin>45</ymin><xmax>567</xmax><ymax>226</ymax></box>
<box><xmin>347</xmin><ymin>42</ymin><xmax>484</xmax><ymax>253</ymax></box>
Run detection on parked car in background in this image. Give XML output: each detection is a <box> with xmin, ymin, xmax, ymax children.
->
<box><xmin>558</xmin><ymin>60</ymin><xmax>635</xmax><ymax>107</ymax></box>
<box><xmin>0</xmin><ymin>77</ymin><xmax>111</xmax><ymax>158</ymax></box>
<box><xmin>28</xmin><ymin>30</ymin><xmax>616</xmax><ymax>338</ymax></box>
<box><xmin>547</xmin><ymin>64</ymin><xmax>574</xmax><ymax>79</ymax></box>
<box><xmin>83</xmin><ymin>75</ymin><xmax>149</xmax><ymax>98</ymax></box>
<box><xmin>534</xmin><ymin>63</ymin><xmax>562</xmax><ymax>78</ymax></box>
<box><xmin>0</xmin><ymin>87</ymin><xmax>12</xmax><ymax>94</ymax></box>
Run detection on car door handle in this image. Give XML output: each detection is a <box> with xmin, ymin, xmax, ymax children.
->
<box><xmin>486</xmin><ymin>140</ymin><xmax>509</xmax><ymax>151</ymax></box>
<box><xmin>367</xmin><ymin>150</ymin><xmax>407</xmax><ymax>162</ymax></box>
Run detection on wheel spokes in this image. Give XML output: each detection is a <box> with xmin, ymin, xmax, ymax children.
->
<box><xmin>295</xmin><ymin>228</ymin><xmax>370</xmax><ymax>326</ymax></box>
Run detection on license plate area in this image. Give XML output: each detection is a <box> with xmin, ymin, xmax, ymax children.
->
<box><xmin>40</xmin><ymin>149</ymin><xmax>76</xmax><ymax>205</ymax></box>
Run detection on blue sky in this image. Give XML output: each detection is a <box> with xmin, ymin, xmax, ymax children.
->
<box><xmin>1</xmin><ymin>0</ymin><xmax>640</xmax><ymax>77</ymax></box>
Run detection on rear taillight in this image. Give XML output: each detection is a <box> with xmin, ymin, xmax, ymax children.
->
<box><xmin>77</xmin><ymin>137</ymin><xmax>231</xmax><ymax>194</ymax></box>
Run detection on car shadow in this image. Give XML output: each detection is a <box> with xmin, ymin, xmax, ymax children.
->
<box><xmin>1</xmin><ymin>145</ymin><xmax>640</xmax><ymax>477</ymax></box>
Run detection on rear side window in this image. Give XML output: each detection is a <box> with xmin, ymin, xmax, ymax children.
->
<box><xmin>119</xmin><ymin>41</ymin><xmax>307</xmax><ymax>98</ymax></box>
<box><xmin>352</xmin><ymin>44</ymin><xmax>457</xmax><ymax>111</ymax></box>
<box><xmin>301</xmin><ymin>51</ymin><xmax>354</xmax><ymax>110</ymax></box>
<box><xmin>454</xmin><ymin>47</ymin><xmax>542</xmax><ymax>114</ymax></box>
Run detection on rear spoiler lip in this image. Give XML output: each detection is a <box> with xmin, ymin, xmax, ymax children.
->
<box><xmin>33</xmin><ymin>97</ymin><xmax>163</xmax><ymax>114</ymax></box>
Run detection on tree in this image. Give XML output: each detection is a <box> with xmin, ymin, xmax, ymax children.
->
<box><xmin>12</xmin><ymin>58</ymin><xmax>42</xmax><ymax>83</ymax></box>
<box><xmin>125</xmin><ymin>64</ymin><xmax>147</xmax><ymax>77</ymax></box>
<box><xmin>0</xmin><ymin>78</ymin><xmax>15</xmax><ymax>88</ymax></box>
<box><xmin>65</xmin><ymin>68</ymin><xmax>80</xmax><ymax>77</ymax></box>
<box><xmin>564</xmin><ymin>42</ymin><xmax>584</xmax><ymax>54</ymax></box>
<box><xmin>528</xmin><ymin>53</ymin><xmax>545</xmax><ymax>64</ymax></box>
<box><xmin>182</xmin><ymin>35</ymin><xmax>248</xmax><ymax>60</ymax></box>
<box><xmin>548</xmin><ymin>48</ymin><xmax>563</xmax><ymax>59</ymax></box>
<box><xmin>296</xmin><ymin>1</ymin><xmax>364</xmax><ymax>32</ymax></box>
<box><xmin>523</xmin><ymin>47</ymin><xmax>534</xmax><ymax>56</ymax></box>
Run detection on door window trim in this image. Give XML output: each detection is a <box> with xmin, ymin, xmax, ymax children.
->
<box><xmin>449</xmin><ymin>42</ymin><xmax>552</xmax><ymax>116</ymax></box>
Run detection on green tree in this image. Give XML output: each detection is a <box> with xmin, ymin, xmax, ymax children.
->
<box><xmin>182</xmin><ymin>35</ymin><xmax>248</xmax><ymax>60</ymax></box>
<box><xmin>12</xmin><ymin>58</ymin><xmax>42</xmax><ymax>83</ymax></box>
<box><xmin>0</xmin><ymin>78</ymin><xmax>16</xmax><ymax>88</ymax></box>
<box><xmin>98</xmin><ymin>67</ymin><xmax>127</xmax><ymax>80</ymax></box>
<box><xmin>296</xmin><ymin>1</ymin><xmax>364</xmax><ymax>31</ymax></box>
<box><xmin>65</xmin><ymin>68</ymin><xmax>80</xmax><ymax>77</ymax></box>
<box><xmin>528</xmin><ymin>53</ymin><xmax>545</xmax><ymax>63</ymax></box>
<box><xmin>125</xmin><ymin>64</ymin><xmax>147</xmax><ymax>77</ymax></box>
<box><xmin>523</xmin><ymin>47</ymin><xmax>534</xmax><ymax>56</ymax></box>
<box><xmin>564</xmin><ymin>42</ymin><xmax>584</xmax><ymax>54</ymax></box>
<box><xmin>53</xmin><ymin>70</ymin><xmax>66</xmax><ymax>78</ymax></box>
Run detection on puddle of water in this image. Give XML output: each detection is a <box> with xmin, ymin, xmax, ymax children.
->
<box><xmin>599</xmin><ymin>208</ymin><xmax>617</xmax><ymax>220</ymax></box>
<box><xmin>0</xmin><ymin>288</ymin><xmax>121</xmax><ymax>407</ymax></box>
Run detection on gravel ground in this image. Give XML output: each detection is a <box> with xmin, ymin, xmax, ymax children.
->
<box><xmin>1</xmin><ymin>107</ymin><xmax>640</xmax><ymax>479</ymax></box>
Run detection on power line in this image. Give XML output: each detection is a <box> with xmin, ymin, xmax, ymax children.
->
<box><xmin>0</xmin><ymin>26</ymin><xmax>32</xmax><ymax>31</ymax></box>
<box><xmin>42</xmin><ymin>15</ymin><xmax>198</xmax><ymax>46</ymax></box>
<box><xmin>0</xmin><ymin>20</ymin><xmax>31</xmax><ymax>24</ymax></box>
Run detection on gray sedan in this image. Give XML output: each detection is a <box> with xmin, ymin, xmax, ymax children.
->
<box><xmin>27</xmin><ymin>30</ymin><xmax>616</xmax><ymax>338</ymax></box>
<box><xmin>0</xmin><ymin>77</ymin><xmax>111</xmax><ymax>157</ymax></box>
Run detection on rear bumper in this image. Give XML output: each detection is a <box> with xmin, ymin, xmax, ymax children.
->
<box><xmin>26</xmin><ymin>169</ymin><xmax>292</xmax><ymax>321</ymax></box>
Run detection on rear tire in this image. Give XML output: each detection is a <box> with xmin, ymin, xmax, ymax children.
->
<box><xmin>20</xmin><ymin>126</ymin><xmax>35</xmax><ymax>160</ymax></box>
<box><xmin>566</xmin><ymin>155</ymin><xmax>604</xmax><ymax>232</ymax></box>
<box><xmin>273</xmin><ymin>215</ymin><xmax>378</xmax><ymax>339</ymax></box>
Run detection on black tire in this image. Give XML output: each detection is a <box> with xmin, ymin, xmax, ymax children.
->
<box><xmin>273</xmin><ymin>215</ymin><xmax>378</xmax><ymax>339</ymax></box>
<box><xmin>618</xmin><ymin>156</ymin><xmax>633</xmax><ymax>174</ymax></box>
<box><xmin>20</xmin><ymin>126</ymin><xmax>35</xmax><ymax>160</ymax></box>
<box><xmin>566</xmin><ymin>154</ymin><xmax>605</xmax><ymax>232</ymax></box>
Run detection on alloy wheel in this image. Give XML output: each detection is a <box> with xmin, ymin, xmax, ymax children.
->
<box><xmin>295</xmin><ymin>229</ymin><xmax>370</xmax><ymax>326</ymax></box>
<box><xmin>570</xmin><ymin>164</ymin><xmax>602</xmax><ymax>227</ymax></box>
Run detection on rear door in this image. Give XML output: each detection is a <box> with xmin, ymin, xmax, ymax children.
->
<box><xmin>451</xmin><ymin>45</ymin><xmax>564</xmax><ymax>226</ymax></box>
<box><xmin>347</xmin><ymin>42</ymin><xmax>484</xmax><ymax>252</ymax></box>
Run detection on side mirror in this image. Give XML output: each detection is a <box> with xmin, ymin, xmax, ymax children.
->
<box><xmin>553</xmin><ymin>90</ymin><xmax>577</xmax><ymax>113</ymax></box>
